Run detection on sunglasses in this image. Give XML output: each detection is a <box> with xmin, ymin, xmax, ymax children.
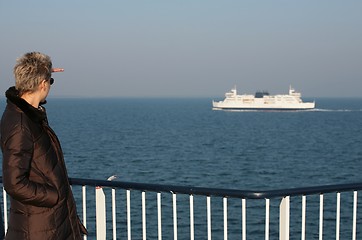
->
<box><xmin>48</xmin><ymin>78</ymin><xmax>54</xmax><ymax>85</ymax></box>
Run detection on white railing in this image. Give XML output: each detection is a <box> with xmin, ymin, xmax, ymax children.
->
<box><xmin>1</xmin><ymin>178</ymin><xmax>362</xmax><ymax>239</ymax></box>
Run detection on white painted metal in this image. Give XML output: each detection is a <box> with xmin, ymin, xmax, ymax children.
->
<box><xmin>223</xmin><ymin>197</ymin><xmax>228</xmax><ymax>240</ymax></box>
<box><xmin>336</xmin><ymin>192</ymin><xmax>340</xmax><ymax>240</ymax></box>
<box><xmin>95</xmin><ymin>186</ymin><xmax>106</xmax><ymax>240</ymax></box>
<box><xmin>242</xmin><ymin>199</ymin><xmax>246</xmax><ymax>240</ymax></box>
<box><xmin>112</xmin><ymin>188</ymin><xmax>116</xmax><ymax>240</ymax></box>
<box><xmin>157</xmin><ymin>192</ymin><xmax>162</xmax><ymax>240</ymax></box>
<box><xmin>173</xmin><ymin>193</ymin><xmax>178</xmax><ymax>240</ymax></box>
<box><xmin>279</xmin><ymin>196</ymin><xmax>290</xmax><ymax>240</ymax></box>
<box><xmin>319</xmin><ymin>194</ymin><xmax>324</xmax><ymax>240</ymax></box>
<box><xmin>142</xmin><ymin>191</ymin><xmax>146</xmax><ymax>240</ymax></box>
<box><xmin>3</xmin><ymin>188</ymin><xmax>7</xmax><ymax>233</ymax></box>
<box><xmin>301</xmin><ymin>195</ymin><xmax>306</xmax><ymax>240</ymax></box>
<box><xmin>207</xmin><ymin>196</ymin><xmax>211</xmax><ymax>240</ymax></box>
<box><xmin>353</xmin><ymin>191</ymin><xmax>357</xmax><ymax>240</ymax></box>
<box><xmin>127</xmin><ymin>190</ymin><xmax>131</xmax><ymax>240</ymax></box>
<box><xmin>265</xmin><ymin>199</ymin><xmax>269</xmax><ymax>240</ymax></box>
<box><xmin>82</xmin><ymin>186</ymin><xmax>87</xmax><ymax>240</ymax></box>
<box><xmin>190</xmin><ymin>195</ymin><xmax>194</xmax><ymax>240</ymax></box>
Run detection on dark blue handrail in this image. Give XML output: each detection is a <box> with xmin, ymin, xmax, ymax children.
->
<box><xmin>1</xmin><ymin>176</ymin><xmax>362</xmax><ymax>199</ymax></box>
<box><xmin>68</xmin><ymin>177</ymin><xmax>362</xmax><ymax>199</ymax></box>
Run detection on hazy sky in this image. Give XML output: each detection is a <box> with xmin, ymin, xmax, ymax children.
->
<box><xmin>1</xmin><ymin>1</ymin><xmax>361</xmax><ymax>98</ymax></box>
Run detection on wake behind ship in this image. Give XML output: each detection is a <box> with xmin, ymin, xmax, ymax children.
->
<box><xmin>212</xmin><ymin>86</ymin><xmax>315</xmax><ymax>111</ymax></box>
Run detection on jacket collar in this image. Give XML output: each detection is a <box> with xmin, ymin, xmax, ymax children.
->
<box><xmin>5</xmin><ymin>86</ymin><xmax>47</xmax><ymax>123</ymax></box>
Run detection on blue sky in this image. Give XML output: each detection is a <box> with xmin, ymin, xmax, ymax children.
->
<box><xmin>1</xmin><ymin>1</ymin><xmax>361</xmax><ymax>98</ymax></box>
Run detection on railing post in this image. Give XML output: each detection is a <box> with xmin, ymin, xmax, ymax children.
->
<box><xmin>190</xmin><ymin>195</ymin><xmax>194</xmax><ymax>240</ymax></box>
<box><xmin>352</xmin><ymin>191</ymin><xmax>357</xmax><ymax>240</ymax></box>
<box><xmin>319</xmin><ymin>194</ymin><xmax>324</xmax><ymax>240</ymax></box>
<box><xmin>142</xmin><ymin>191</ymin><xmax>146</xmax><ymax>240</ymax></box>
<box><xmin>157</xmin><ymin>192</ymin><xmax>162</xmax><ymax>240</ymax></box>
<box><xmin>3</xmin><ymin>188</ymin><xmax>7</xmax><ymax>234</ymax></box>
<box><xmin>127</xmin><ymin>190</ymin><xmax>131</xmax><ymax>240</ymax></box>
<box><xmin>224</xmin><ymin>197</ymin><xmax>228</xmax><ymax>240</ymax></box>
<box><xmin>95</xmin><ymin>186</ymin><xmax>107</xmax><ymax>240</ymax></box>
<box><xmin>242</xmin><ymin>198</ymin><xmax>246</xmax><ymax>240</ymax></box>
<box><xmin>301</xmin><ymin>195</ymin><xmax>306</xmax><ymax>240</ymax></box>
<box><xmin>265</xmin><ymin>198</ymin><xmax>269</xmax><ymax>240</ymax></box>
<box><xmin>173</xmin><ymin>193</ymin><xmax>178</xmax><ymax>240</ymax></box>
<box><xmin>336</xmin><ymin>193</ymin><xmax>340</xmax><ymax>240</ymax></box>
<box><xmin>207</xmin><ymin>196</ymin><xmax>211</xmax><ymax>240</ymax></box>
<box><xmin>82</xmin><ymin>186</ymin><xmax>87</xmax><ymax>240</ymax></box>
<box><xmin>112</xmin><ymin>188</ymin><xmax>117</xmax><ymax>240</ymax></box>
<box><xmin>279</xmin><ymin>196</ymin><xmax>290</xmax><ymax>240</ymax></box>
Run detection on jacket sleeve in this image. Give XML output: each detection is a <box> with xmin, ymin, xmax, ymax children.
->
<box><xmin>2</xmin><ymin>126</ymin><xmax>59</xmax><ymax>208</ymax></box>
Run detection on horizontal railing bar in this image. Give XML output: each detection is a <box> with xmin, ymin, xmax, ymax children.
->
<box><xmin>2</xmin><ymin>176</ymin><xmax>362</xmax><ymax>199</ymax></box>
<box><xmin>68</xmin><ymin>177</ymin><xmax>362</xmax><ymax>199</ymax></box>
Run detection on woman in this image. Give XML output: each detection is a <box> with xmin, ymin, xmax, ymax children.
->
<box><xmin>1</xmin><ymin>52</ymin><xmax>87</xmax><ymax>239</ymax></box>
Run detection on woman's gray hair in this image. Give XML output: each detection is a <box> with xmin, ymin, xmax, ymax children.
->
<box><xmin>14</xmin><ymin>52</ymin><xmax>52</xmax><ymax>95</ymax></box>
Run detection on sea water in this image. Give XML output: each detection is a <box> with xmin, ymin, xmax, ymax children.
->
<box><xmin>44</xmin><ymin>98</ymin><xmax>362</xmax><ymax>189</ymax></box>
<box><xmin>1</xmin><ymin>97</ymin><xmax>362</xmax><ymax>239</ymax></box>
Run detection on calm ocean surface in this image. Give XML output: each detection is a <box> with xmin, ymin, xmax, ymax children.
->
<box><xmin>41</xmin><ymin>98</ymin><xmax>362</xmax><ymax>189</ymax></box>
<box><xmin>1</xmin><ymin>97</ymin><xmax>362</xmax><ymax>239</ymax></box>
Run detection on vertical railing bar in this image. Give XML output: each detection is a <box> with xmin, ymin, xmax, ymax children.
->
<box><xmin>301</xmin><ymin>195</ymin><xmax>306</xmax><ymax>240</ymax></box>
<box><xmin>142</xmin><ymin>191</ymin><xmax>146</xmax><ymax>240</ymax></box>
<box><xmin>173</xmin><ymin>193</ymin><xmax>178</xmax><ymax>240</ymax></box>
<box><xmin>157</xmin><ymin>192</ymin><xmax>162</xmax><ymax>240</ymax></box>
<box><xmin>190</xmin><ymin>195</ymin><xmax>194</xmax><ymax>240</ymax></box>
<box><xmin>112</xmin><ymin>188</ymin><xmax>116</xmax><ymax>240</ymax></box>
<box><xmin>265</xmin><ymin>198</ymin><xmax>269</xmax><ymax>240</ymax></box>
<box><xmin>207</xmin><ymin>196</ymin><xmax>211</xmax><ymax>240</ymax></box>
<box><xmin>279</xmin><ymin>196</ymin><xmax>290</xmax><ymax>240</ymax></box>
<box><xmin>3</xmin><ymin>188</ymin><xmax>8</xmax><ymax>234</ymax></box>
<box><xmin>319</xmin><ymin>194</ymin><xmax>324</xmax><ymax>240</ymax></box>
<box><xmin>352</xmin><ymin>191</ymin><xmax>357</xmax><ymax>240</ymax></box>
<box><xmin>223</xmin><ymin>197</ymin><xmax>228</xmax><ymax>240</ymax></box>
<box><xmin>336</xmin><ymin>192</ymin><xmax>340</xmax><ymax>240</ymax></box>
<box><xmin>95</xmin><ymin>186</ymin><xmax>106</xmax><ymax>240</ymax></box>
<box><xmin>127</xmin><ymin>190</ymin><xmax>131</xmax><ymax>240</ymax></box>
<box><xmin>82</xmin><ymin>186</ymin><xmax>87</xmax><ymax>240</ymax></box>
<box><xmin>242</xmin><ymin>199</ymin><xmax>246</xmax><ymax>240</ymax></box>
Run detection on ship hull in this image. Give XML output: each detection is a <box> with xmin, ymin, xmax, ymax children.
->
<box><xmin>212</xmin><ymin>107</ymin><xmax>315</xmax><ymax>111</ymax></box>
<box><xmin>212</xmin><ymin>101</ymin><xmax>315</xmax><ymax>111</ymax></box>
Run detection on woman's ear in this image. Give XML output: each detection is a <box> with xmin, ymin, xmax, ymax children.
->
<box><xmin>39</xmin><ymin>80</ymin><xmax>48</xmax><ymax>91</ymax></box>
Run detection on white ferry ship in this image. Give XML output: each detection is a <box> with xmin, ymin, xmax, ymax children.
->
<box><xmin>212</xmin><ymin>86</ymin><xmax>315</xmax><ymax>110</ymax></box>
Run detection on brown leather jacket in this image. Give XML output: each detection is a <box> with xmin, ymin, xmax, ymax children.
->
<box><xmin>1</xmin><ymin>87</ymin><xmax>87</xmax><ymax>240</ymax></box>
